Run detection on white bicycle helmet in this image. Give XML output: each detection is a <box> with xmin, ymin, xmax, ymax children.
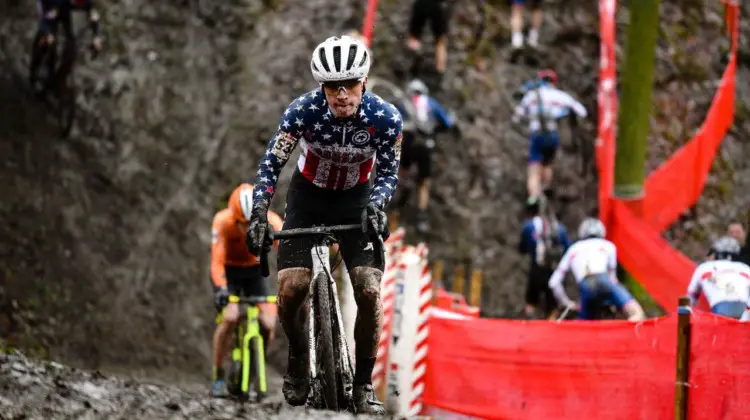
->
<box><xmin>310</xmin><ymin>35</ymin><xmax>371</xmax><ymax>83</ymax></box>
<box><xmin>407</xmin><ymin>78</ymin><xmax>429</xmax><ymax>95</ymax></box>
<box><xmin>578</xmin><ymin>218</ymin><xmax>606</xmax><ymax>239</ymax></box>
<box><xmin>709</xmin><ymin>236</ymin><xmax>741</xmax><ymax>261</ymax></box>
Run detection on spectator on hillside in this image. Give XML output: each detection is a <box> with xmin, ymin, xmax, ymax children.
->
<box><xmin>727</xmin><ymin>221</ymin><xmax>750</xmax><ymax>264</ymax></box>
<box><xmin>406</xmin><ymin>0</ymin><xmax>451</xmax><ymax>80</ymax></box>
<box><xmin>518</xmin><ymin>197</ymin><xmax>570</xmax><ymax>320</ymax></box>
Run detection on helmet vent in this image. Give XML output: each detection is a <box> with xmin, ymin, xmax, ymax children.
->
<box><xmin>346</xmin><ymin>45</ymin><xmax>358</xmax><ymax>71</ymax></box>
<box><xmin>332</xmin><ymin>45</ymin><xmax>342</xmax><ymax>72</ymax></box>
<box><xmin>318</xmin><ymin>48</ymin><xmax>330</xmax><ymax>72</ymax></box>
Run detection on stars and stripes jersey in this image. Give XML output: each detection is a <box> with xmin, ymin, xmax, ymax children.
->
<box><xmin>252</xmin><ymin>89</ymin><xmax>403</xmax><ymax>210</ymax></box>
<box><xmin>687</xmin><ymin>260</ymin><xmax>750</xmax><ymax>308</ymax></box>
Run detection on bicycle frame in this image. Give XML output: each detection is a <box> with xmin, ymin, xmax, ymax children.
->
<box><xmin>228</xmin><ymin>295</ymin><xmax>276</xmax><ymax>398</ymax></box>
<box><xmin>307</xmin><ymin>243</ymin><xmax>355</xmax><ymax>403</ymax></box>
<box><xmin>268</xmin><ymin>223</ymin><xmax>384</xmax><ymax>410</ymax></box>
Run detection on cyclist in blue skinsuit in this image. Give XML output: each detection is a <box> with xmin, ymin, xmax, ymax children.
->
<box><xmin>30</xmin><ymin>0</ymin><xmax>102</xmax><ymax>90</ymax></box>
<box><xmin>246</xmin><ymin>35</ymin><xmax>402</xmax><ymax>415</ymax></box>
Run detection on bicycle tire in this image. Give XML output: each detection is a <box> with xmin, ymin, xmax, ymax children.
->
<box><xmin>228</xmin><ymin>324</ymin><xmax>244</xmax><ymax>396</ymax></box>
<box><xmin>313</xmin><ymin>271</ymin><xmax>339</xmax><ymax>410</ymax></box>
<box><xmin>228</xmin><ymin>360</ymin><xmax>243</xmax><ymax>396</ymax></box>
<box><xmin>249</xmin><ymin>336</ymin><xmax>265</xmax><ymax>401</ymax></box>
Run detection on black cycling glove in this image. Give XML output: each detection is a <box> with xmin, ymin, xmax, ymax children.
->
<box><xmin>214</xmin><ymin>286</ymin><xmax>230</xmax><ymax>312</ymax></box>
<box><xmin>246</xmin><ymin>205</ymin><xmax>270</xmax><ymax>255</ymax></box>
<box><xmin>362</xmin><ymin>202</ymin><xmax>389</xmax><ymax>241</ymax></box>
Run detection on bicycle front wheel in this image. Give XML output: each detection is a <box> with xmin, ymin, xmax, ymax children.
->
<box><xmin>313</xmin><ymin>271</ymin><xmax>339</xmax><ymax>410</ymax></box>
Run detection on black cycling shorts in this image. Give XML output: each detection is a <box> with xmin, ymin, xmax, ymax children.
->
<box><xmin>400</xmin><ymin>131</ymin><xmax>432</xmax><ymax>182</ymax></box>
<box><xmin>409</xmin><ymin>0</ymin><xmax>450</xmax><ymax>40</ymax></box>
<box><xmin>278</xmin><ymin>170</ymin><xmax>383</xmax><ymax>272</ymax></box>
<box><xmin>525</xmin><ymin>261</ymin><xmax>556</xmax><ymax>313</ymax></box>
<box><xmin>512</xmin><ymin>0</ymin><xmax>544</xmax><ymax>7</ymax></box>
<box><xmin>210</xmin><ymin>265</ymin><xmax>271</xmax><ymax>305</ymax></box>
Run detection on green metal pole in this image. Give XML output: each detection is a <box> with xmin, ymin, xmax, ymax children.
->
<box><xmin>614</xmin><ymin>0</ymin><xmax>663</xmax><ymax>312</ymax></box>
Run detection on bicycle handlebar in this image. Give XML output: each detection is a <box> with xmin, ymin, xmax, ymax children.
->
<box><xmin>270</xmin><ymin>224</ymin><xmax>363</xmax><ymax>240</ymax></box>
<box><xmin>229</xmin><ymin>295</ymin><xmax>277</xmax><ymax>305</ymax></box>
<box><xmin>259</xmin><ymin>221</ymin><xmax>386</xmax><ymax>277</ymax></box>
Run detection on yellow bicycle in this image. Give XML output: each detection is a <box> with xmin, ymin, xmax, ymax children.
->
<box><xmin>223</xmin><ymin>294</ymin><xmax>277</xmax><ymax>401</ymax></box>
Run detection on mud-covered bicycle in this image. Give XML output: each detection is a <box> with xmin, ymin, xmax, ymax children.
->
<box><xmin>221</xmin><ymin>294</ymin><xmax>277</xmax><ymax>401</ymax></box>
<box><xmin>259</xmin><ymin>221</ymin><xmax>384</xmax><ymax>412</ymax></box>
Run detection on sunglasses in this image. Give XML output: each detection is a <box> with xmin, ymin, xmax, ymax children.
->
<box><xmin>322</xmin><ymin>78</ymin><xmax>363</xmax><ymax>92</ymax></box>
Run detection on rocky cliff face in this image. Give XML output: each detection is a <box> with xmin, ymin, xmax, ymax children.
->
<box><xmin>1</xmin><ymin>0</ymin><xmax>749</xmax><ymax>375</ymax></box>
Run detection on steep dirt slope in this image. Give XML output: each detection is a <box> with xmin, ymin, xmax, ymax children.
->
<box><xmin>1</xmin><ymin>0</ymin><xmax>750</xmax><ymax>378</ymax></box>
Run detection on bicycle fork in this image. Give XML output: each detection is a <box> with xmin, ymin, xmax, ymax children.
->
<box><xmin>239</xmin><ymin>306</ymin><xmax>267</xmax><ymax>395</ymax></box>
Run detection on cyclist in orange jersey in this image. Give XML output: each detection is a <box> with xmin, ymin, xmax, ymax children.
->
<box><xmin>209</xmin><ymin>183</ymin><xmax>283</xmax><ymax>397</ymax></box>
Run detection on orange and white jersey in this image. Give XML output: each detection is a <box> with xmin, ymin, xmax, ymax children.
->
<box><xmin>687</xmin><ymin>260</ymin><xmax>750</xmax><ymax>308</ymax></box>
<box><xmin>549</xmin><ymin>238</ymin><xmax>617</xmax><ymax>289</ymax></box>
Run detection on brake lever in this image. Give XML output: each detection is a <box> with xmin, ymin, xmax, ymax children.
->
<box><xmin>259</xmin><ymin>224</ymin><xmax>270</xmax><ymax>278</ymax></box>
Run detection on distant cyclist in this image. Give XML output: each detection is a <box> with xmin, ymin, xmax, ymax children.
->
<box><xmin>548</xmin><ymin>218</ymin><xmax>646</xmax><ymax>321</ymax></box>
<box><xmin>406</xmin><ymin>0</ymin><xmax>451</xmax><ymax>79</ymax></box>
<box><xmin>687</xmin><ymin>236</ymin><xmax>750</xmax><ymax>320</ymax></box>
<box><xmin>246</xmin><ymin>35</ymin><xmax>401</xmax><ymax>414</ymax></box>
<box><xmin>394</xmin><ymin>78</ymin><xmax>456</xmax><ymax>233</ymax></box>
<box><xmin>518</xmin><ymin>198</ymin><xmax>570</xmax><ymax>319</ymax></box>
<box><xmin>30</xmin><ymin>0</ymin><xmax>103</xmax><ymax>90</ymax></box>
<box><xmin>513</xmin><ymin>69</ymin><xmax>587</xmax><ymax>203</ymax></box>
<box><xmin>209</xmin><ymin>184</ymin><xmax>283</xmax><ymax>398</ymax></box>
<box><xmin>510</xmin><ymin>0</ymin><xmax>544</xmax><ymax>55</ymax></box>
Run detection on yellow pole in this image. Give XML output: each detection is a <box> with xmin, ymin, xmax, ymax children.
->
<box><xmin>452</xmin><ymin>264</ymin><xmax>465</xmax><ymax>297</ymax></box>
<box><xmin>469</xmin><ymin>269</ymin><xmax>483</xmax><ymax>307</ymax></box>
<box><xmin>432</xmin><ymin>260</ymin><xmax>443</xmax><ymax>305</ymax></box>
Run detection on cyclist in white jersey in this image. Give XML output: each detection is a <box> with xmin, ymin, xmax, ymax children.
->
<box><xmin>687</xmin><ymin>236</ymin><xmax>750</xmax><ymax>320</ymax></box>
<box><xmin>512</xmin><ymin>69</ymin><xmax>587</xmax><ymax>203</ymax></box>
<box><xmin>548</xmin><ymin>218</ymin><xmax>646</xmax><ymax>321</ymax></box>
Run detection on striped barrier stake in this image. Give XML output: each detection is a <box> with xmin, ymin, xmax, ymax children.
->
<box><xmin>373</xmin><ymin>228</ymin><xmax>405</xmax><ymax>399</ymax></box>
<box><xmin>408</xmin><ymin>242</ymin><xmax>432</xmax><ymax>416</ymax></box>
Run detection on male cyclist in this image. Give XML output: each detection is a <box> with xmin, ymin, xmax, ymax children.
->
<box><xmin>518</xmin><ymin>197</ymin><xmax>570</xmax><ymax>319</ymax></box>
<box><xmin>510</xmin><ymin>0</ymin><xmax>544</xmax><ymax>55</ymax></box>
<box><xmin>246</xmin><ymin>35</ymin><xmax>402</xmax><ymax>414</ymax></box>
<box><xmin>30</xmin><ymin>0</ymin><xmax>103</xmax><ymax>90</ymax></box>
<box><xmin>687</xmin><ymin>236</ymin><xmax>750</xmax><ymax>320</ymax></box>
<box><xmin>394</xmin><ymin>78</ymin><xmax>456</xmax><ymax>233</ymax></box>
<box><xmin>512</xmin><ymin>69</ymin><xmax>587</xmax><ymax>203</ymax></box>
<box><xmin>209</xmin><ymin>184</ymin><xmax>283</xmax><ymax>397</ymax></box>
<box><xmin>548</xmin><ymin>218</ymin><xmax>646</xmax><ymax>321</ymax></box>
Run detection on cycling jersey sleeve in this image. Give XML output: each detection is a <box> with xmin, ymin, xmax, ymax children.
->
<box><xmin>252</xmin><ymin>99</ymin><xmax>303</xmax><ymax>209</ymax></box>
<box><xmin>687</xmin><ymin>268</ymin><xmax>703</xmax><ymax>306</ymax></box>
<box><xmin>607</xmin><ymin>243</ymin><xmax>618</xmax><ymax>282</ymax></box>
<box><xmin>210</xmin><ymin>214</ymin><xmax>228</xmax><ymax>288</ymax></box>
<box><xmin>369</xmin><ymin>105</ymin><xmax>403</xmax><ymax>209</ymax></box>
<box><xmin>558</xmin><ymin>226</ymin><xmax>571</xmax><ymax>251</ymax></box>
<box><xmin>518</xmin><ymin>221</ymin><xmax>534</xmax><ymax>254</ymax></box>
<box><xmin>513</xmin><ymin>92</ymin><xmax>532</xmax><ymax>119</ymax></box>
<box><xmin>428</xmin><ymin>97</ymin><xmax>454</xmax><ymax>128</ymax></box>
<box><xmin>560</xmin><ymin>91</ymin><xmax>587</xmax><ymax>118</ymax></box>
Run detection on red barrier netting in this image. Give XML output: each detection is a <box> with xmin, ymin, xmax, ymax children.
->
<box><xmin>596</xmin><ymin>0</ymin><xmax>739</xmax><ymax>310</ymax></box>
<box><xmin>423</xmin><ymin>314</ymin><xmax>750</xmax><ymax>419</ymax></box>
<box><xmin>688</xmin><ymin>312</ymin><xmax>750</xmax><ymax>420</ymax></box>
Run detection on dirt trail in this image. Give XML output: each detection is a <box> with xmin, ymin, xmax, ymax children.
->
<box><xmin>0</xmin><ymin>352</ymin><xmax>384</xmax><ymax>420</ymax></box>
